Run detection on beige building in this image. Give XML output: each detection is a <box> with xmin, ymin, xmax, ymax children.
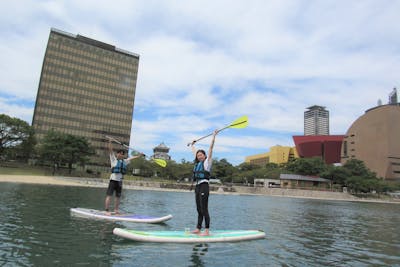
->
<box><xmin>245</xmin><ymin>145</ymin><xmax>298</xmax><ymax>166</ymax></box>
<box><xmin>341</xmin><ymin>104</ymin><xmax>400</xmax><ymax>180</ymax></box>
<box><xmin>32</xmin><ymin>28</ymin><xmax>139</xmax><ymax>167</ymax></box>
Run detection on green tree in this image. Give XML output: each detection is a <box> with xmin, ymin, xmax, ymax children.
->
<box><xmin>343</xmin><ymin>159</ymin><xmax>376</xmax><ymax>178</ymax></box>
<box><xmin>38</xmin><ymin>130</ymin><xmax>93</xmax><ymax>174</ymax></box>
<box><xmin>320</xmin><ymin>165</ymin><xmax>350</xmax><ymax>185</ymax></box>
<box><xmin>212</xmin><ymin>158</ymin><xmax>235</xmax><ymax>180</ymax></box>
<box><xmin>63</xmin><ymin>134</ymin><xmax>94</xmax><ymax>173</ymax></box>
<box><xmin>265</xmin><ymin>162</ymin><xmax>279</xmax><ymax>170</ymax></box>
<box><xmin>129</xmin><ymin>156</ymin><xmax>154</xmax><ymax>177</ymax></box>
<box><xmin>340</xmin><ymin>159</ymin><xmax>386</xmax><ymax>193</ymax></box>
<box><xmin>0</xmin><ymin>114</ymin><xmax>35</xmax><ymax>160</ymax></box>
<box><xmin>285</xmin><ymin>157</ymin><xmax>327</xmax><ymax>176</ymax></box>
<box><xmin>237</xmin><ymin>162</ymin><xmax>261</xmax><ymax>171</ymax></box>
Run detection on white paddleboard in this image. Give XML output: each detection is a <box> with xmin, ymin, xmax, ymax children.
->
<box><xmin>113</xmin><ymin>228</ymin><xmax>265</xmax><ymax>243</ymax></box>
<box><xmin>70</xmin><ymin>208</ymin><xmax>172</xmax><ymax>223</ymax></box>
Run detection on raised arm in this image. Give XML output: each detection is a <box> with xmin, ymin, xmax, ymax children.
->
<box><xmin>126</xmin><ymin>153</ymin><xmax>144</xmax><ymax>162</ymax></box>
<box><xmin>108</xmin><ymin>140</ymin><xmax>113</xmax><ymax>154</ymax></box>
<box><xmin>191</xmin><ymin>141</ymin><xmax>197</xmax><ymax>157</ymax></box>
<box><xmin>207</xmin><ymin>129</ymin><xmax>218</xmax><ymax>164</ymax></box>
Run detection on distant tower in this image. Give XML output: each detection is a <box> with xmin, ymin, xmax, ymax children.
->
<box><xmin>152</xmin><ymin>143</ymin><xmax>171</xmax><ymax>160</ymax></box>
<box><xmin>389</xmin><ymin>87</ymin><xmax>398</xmax><ymax>104</ymax></box>
<box><xmin>304</xmin><ymin>105</ymin><xmax>329</xmax><ymax>135</ymax></box>
<box><xmin>377</xmin><ymin>99</ymin><xmax>382</xmax><ymax>106</ymax></box>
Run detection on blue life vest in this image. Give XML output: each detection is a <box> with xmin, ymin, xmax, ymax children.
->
<box><xmin>193</xmin><ymin>161</ymin><xmax>210</xmax><ymax>181</ymax></box>
<box><xmin>111</xmin><ymin>159</ymin><xmax>127</xmax><ymax>175</ymax></box>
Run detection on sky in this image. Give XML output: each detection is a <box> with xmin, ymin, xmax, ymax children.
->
<box><xmin>1</xmin><ymin>0</ymin><xmax>399</xmax><ymax>166</ymax></box>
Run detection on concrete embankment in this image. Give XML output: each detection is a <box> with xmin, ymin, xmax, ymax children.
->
<box><xmin>1</xmin><ymin>175</ymin><xmax>398</xmax><ymax>204</ymax></box>
<box><xmin>58</xmin><ymin>177</ymin><xmax>400</xmax><ymax>204</ymax></box>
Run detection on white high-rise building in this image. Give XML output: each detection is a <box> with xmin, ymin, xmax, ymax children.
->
<box><xmin>304</xmin><ymin>105</ymin><xmax>329</xmax><ymax>135</ymax></box>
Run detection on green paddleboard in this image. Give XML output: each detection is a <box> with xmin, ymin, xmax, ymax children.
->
<box><xmin>113</xmin><ymin>228</ymin><xmax>265</xmax><ymax>243</ymax></box>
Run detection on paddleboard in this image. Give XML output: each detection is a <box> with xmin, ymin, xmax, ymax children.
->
<box><xmin>70</xmin><ymin>208</ymin><xmax>172</xmax><ymax>223</ymax></box>
<box><xmin>113</xmin><ymin>228</ymin><xmax>265</xmax><ymax>243</ymax></box>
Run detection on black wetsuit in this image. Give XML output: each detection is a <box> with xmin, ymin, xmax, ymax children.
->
<box><xmin>193</xmin><ymin>161</ymin><xmax>211</xmax><ymax>229</ymax></box>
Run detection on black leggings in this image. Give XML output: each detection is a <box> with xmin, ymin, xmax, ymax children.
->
<box><xmin>195</xmin><ymin>183</ymin><xmax>210</xmax><ymax>229</ymax></box>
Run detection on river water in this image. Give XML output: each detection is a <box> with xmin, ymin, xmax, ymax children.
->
<box><xmin>0</xmin><ymin>182</ymin><xmax>399</xmax><ymax>266</ymax></box>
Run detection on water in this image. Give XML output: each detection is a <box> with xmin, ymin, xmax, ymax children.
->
<box><xmin>0</xmin><ymin>182</ymin><xmax>399</xmax><ymax>267</ymax></box>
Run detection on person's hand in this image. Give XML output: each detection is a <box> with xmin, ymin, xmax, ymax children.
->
<box><xmin>190</xmin><ymin>140</ymin><xmax>197</xmax><ymax>146</ymax></box>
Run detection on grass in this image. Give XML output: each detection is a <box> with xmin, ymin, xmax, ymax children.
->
<box><xmin>0</xmin><ymin>164</ymin><xmax>159</xmax><ymax>181</ymax></box>
<box><xmin>0</xmin><ymin>166</ymin><xmax>50</xmax><ymax>176</ymax></box>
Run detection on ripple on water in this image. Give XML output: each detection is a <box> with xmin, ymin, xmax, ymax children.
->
<box><xmin>1</xmin><ymin>184</ymin><xmax>400</xmax><ymax>266</ymax></box>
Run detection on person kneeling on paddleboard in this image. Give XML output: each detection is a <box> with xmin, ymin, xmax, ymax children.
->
<box><xmin>105</xmin><ymin>140</ymin><xmax>143</xmax><ymax>215</ymax></box>
<box><xmin>190</xmin><ymin>129</ymin><xmax>219</xmax><ymax>236</ymax></box>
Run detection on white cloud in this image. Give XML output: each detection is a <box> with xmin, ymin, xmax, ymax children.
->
<box><xmin>0</xmin><ymin>0</ymin><xmax>399</xmax><ymax>165</ymax></box>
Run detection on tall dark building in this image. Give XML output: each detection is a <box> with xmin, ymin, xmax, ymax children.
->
<box><xmin>32</xmin><ymin>28</ymin><xmax>139</xmax><ymax>167</ymax></box>
<box><xmin>304</xmin><ymin>105</ymin><xmax>329</xmax><ymax>135</ymax></box>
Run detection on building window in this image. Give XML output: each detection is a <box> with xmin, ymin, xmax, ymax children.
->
<box><xmin>343</xmin><ymin>141</ymin><xmax>347</xmax><ymax>157</ymax></box>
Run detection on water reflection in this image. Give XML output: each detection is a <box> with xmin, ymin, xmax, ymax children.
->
<box><xmin>1</xmin><ymin>183</ymin><xmax>399</xmax><ymax>266</ymax></box>
<box><xmin>189</xmin><ymin>243</ymin><xmax>208</xmax><ymax>267</ymax></box>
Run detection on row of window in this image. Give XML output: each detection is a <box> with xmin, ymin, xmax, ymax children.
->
<box><xmin>50</xmin><ymin>34</ymin><xmax>138</xmax><ymax>69</ymax></box>
<box><xmin>44</xmin><ymin>56</ymin><xmax>127</xmax><ymax>82</ymax></box>
<box><xmin>38</xmin><ymin>86</ymin><xmax>133</xmax><ymax>110</ymax></box>
<box><xmin>37</xmin><ymin>87</ymin><xmax>133</xmax><ymax>114</ymax></box>
<box><xmin>35</xmin><ymin>110</ymin><xmax>131</xmax><ymax>128</ymax></box>
<box><xmin>40</xmin><ymin>76</ymin><xmax>134</xmax><ymax>100</ymax></box>
<box><xmin>40</xmin><ymin>73</ymin><xmax>135</xmax><ymax>101</ymax></box>
<box><xmin>35</xmin><ymin>99</ymin><xmax>132</xmax><ymax>125</ymax></box>
<box><xmin>34</xmin><ymin>119</ymin><xmax>131</xmax><ymax>141</ymax></box>
<box><xmin>46</xmin><ymin>47</ymin><xmax>138</xmax><ymax>77</ymax></box>
<box><xmin>43</xmin><ymin>59</ymin><xmax>136</xmax><ymax>91</ymax></box>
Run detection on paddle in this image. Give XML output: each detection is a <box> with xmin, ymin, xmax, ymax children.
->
<box><xmin>187</xmin><ymin>115</ymin><xmax>248</xmax><ymax>146</ymax></box>
<box><xmin>188</xmin><ymin>115</ymin><xmax>248</xmax><ymax>191</ymax></box>
<box><xmin>105</xmin><ymin>135</ymin><xmax>167</xmax><ymax>167</ymax></box>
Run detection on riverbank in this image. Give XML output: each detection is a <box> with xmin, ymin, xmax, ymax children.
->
<box><xmin>0</xmin><ymin>174</ymin><xmax>399</xmax><ymax>204</ymax></box>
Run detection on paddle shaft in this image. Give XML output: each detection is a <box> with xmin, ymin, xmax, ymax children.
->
<box><xmin>186</xmin><ymin>125</ymin><xmax>230</xmax><ymax>146</ymax></box>
<box><xmin>105</xmin><ymin>135</ymin><xmax>167</xmax><ymax>167</ymax></box>
<box><xmin>187</xmin><ymin>116</ymin><xmax>248</xmax><ymax>146</ymax></box>
<box><xmin>105</xmin><ymin>135</ymin><xmax>145</xmax><ymax>156</ymax></box>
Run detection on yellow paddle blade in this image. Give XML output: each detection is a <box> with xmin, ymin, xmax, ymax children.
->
<box><xmin>153</xmin><ymin>158</ymin><xmax>167</xmax><ymax>167</ymax></box>
<box><xmin>229</xmin><ymin>115</ymin><xmax>248</xmax><ymax>129</ymax></box>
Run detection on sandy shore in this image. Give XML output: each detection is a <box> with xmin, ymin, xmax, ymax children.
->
<box><xmin>1</xmin><ymin>174</ymin><xmax>399</xmax><ymax>204</ymax></box>
<box><xmin>0</xmin><ymin>174</ymin><xmax>92</xmax><ymax>186</ymax></box>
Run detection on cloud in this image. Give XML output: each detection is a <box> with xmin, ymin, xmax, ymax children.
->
<box><xmin>0</xmin><ymin>0</ymin><xmax>399</xmax><ymax>165</ymax></box>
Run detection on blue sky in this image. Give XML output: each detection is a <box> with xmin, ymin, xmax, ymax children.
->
<box><xmin>0</xmin><ymin>0</ymin><xmax>399</xmax><ymax>165</ymax></box>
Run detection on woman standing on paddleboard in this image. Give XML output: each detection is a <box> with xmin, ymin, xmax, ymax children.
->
<box><xmin>190</xmin><ymin>129</ymin><xmax>219</xmax><ymax>236</ymax></box>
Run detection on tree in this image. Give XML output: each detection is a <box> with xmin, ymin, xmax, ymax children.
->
<box><xmin>320</xmin><ymin>165</ymin><xmax>350</xmax><ymax>185</ymax></box>
<box><xmin>237</xmin><ymin>162</ymin><xmax>262</xmax><ymax>171</ymax></box>
<box><xmin>212</xmin><ymin>158</ymin><xmax>235</xmax><ymax>179</ymax></box>
<box><xmin>63</xmin><ymin>134</ymin><xmax>94</xmax><ymax>173</ymax></box>
<box><xmin>0</xmin><ymin>114</ymin><xmax>35</xmax><ymax>160</ymax></box>
<box><xmin>343</xmin><ymin>159</ymin><xmax>376</xmax><ymax>178</ymax></box>
<box><xmin>285</xmin><ymin>157</ymin><xmax>327</xmax><ymax>176</ymax></box>
<box><xmin>38</xmin><ymin>130</ymin><xmax>93</xmax><ymax>174</ymax></box>
<box><xmin>129</xmin><ymin>156</ymin><xmax>154</xmax><ymax>177</ymax></box>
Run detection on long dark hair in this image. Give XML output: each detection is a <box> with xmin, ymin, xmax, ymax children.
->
<box><xmin>194</xmin><ymin>149</ymin><xmax>207</xmax><ymax>163</ymax></box>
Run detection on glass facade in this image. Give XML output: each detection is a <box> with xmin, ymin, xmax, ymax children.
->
<box><xmin>32</xmin><ymin>28</ymin><xmax>139</xmax><ymax>167</ymax></box>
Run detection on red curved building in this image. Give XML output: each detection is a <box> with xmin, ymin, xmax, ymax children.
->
<box><xmin>293</xmin><ymin>135</ymin><xmax>345</xmax><ymax>164</ymax></box>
